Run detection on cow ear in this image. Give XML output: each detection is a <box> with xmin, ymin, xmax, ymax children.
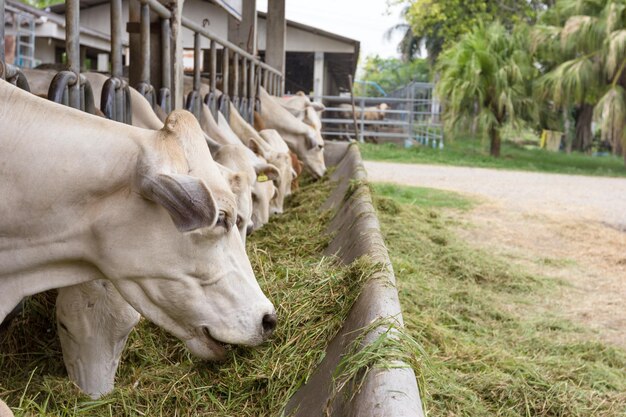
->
<box><xmin>204</xmin><ymin>133</ymin><xmax>222</xmax><ymax>155</ymax></box>
<box><xmin>305</xmin><ymin>130</ymin><xmax>318</xmax><ymax>150</ymax></box>
<box><xmin>254</xmin><ymin>163</ymin><xmax>280</xmax><ymax>183</ymax></box>
<box><xmin>309</xmin><ymin>102</ymin><xmax>325</xmax><ymax>112</ymax></box>
<box><xmin>248</xmin><ymin>137</ymin><xmax>268</xmax><ymax>159</ymax></box>
<box><xmin>282</xmin><ymin>105</ymin><xmax>305</xmax><ymax>121</ymax></box>
<box><xmin>140</xmin><ymin>173</ymin><xmax>218</xmax><ymax>232</ymax></box>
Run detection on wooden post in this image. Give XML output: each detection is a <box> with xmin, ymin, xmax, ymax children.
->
<box><xmin>266</xmin><ymin>0</ymin><xmax>285</xmax><ymax>74</ymax></box>
<box><xmin>128</xmin><ymin>0</ymin><xmax>141</xmax><ymax>89</ymax></box>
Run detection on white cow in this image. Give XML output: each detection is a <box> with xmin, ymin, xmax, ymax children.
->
<box><xmin>0</xmin><ymin>399</ymin><xmax>13</xmax><ymax>417</ymax></box>
<box><xmin>0</xmin><ymin>81</ymin><xmax>276</xmax><ymax>390</ymax></box>
<box><xmin>257</xmin><ymin>88</ymin><xmax>326</xmax><ymax>179</ymax></box>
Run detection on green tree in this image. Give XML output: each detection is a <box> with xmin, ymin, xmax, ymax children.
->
<box><xmin>357</xmin><ymin>55</ymin><xmax>430</xmax><ymax>96</ymax></box>
<box><xmin>534</xmin><ymin>0</ymin><xmax>626</xmax><ymax>161</ymax></box>
<box><xmin>436</xmin><ymin>22</ymin><xmax>537</xmax><ymax>157</ymax></box>
<box><xmin>394</xmin><ymin>0</ymin><xmax>548</xmax><ymax>63</ymax></box>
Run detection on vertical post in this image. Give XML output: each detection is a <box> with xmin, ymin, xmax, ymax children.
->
<box><xmin>241</xmin><ymin>58</ymin><xmax>248</xmax><ymax>99</ymax></box>
<box><xmin>1</xmin><ymin>0</ymin><xmax>6</xmax><ymax>79</ymax></box>
<box><xmin>232</xmin><ymin>52</ymin><xmax>239</xmax><ymax>100</ymax></box>
<box><xmin>111</xmin><ymin>0</ymin><xmax>123</xmax><ymax>78</ymax></box>
<box><xmin>248</xmin><ymin>60</ymin><xmax>255</xmax><ymax>121</ymax></box>
<box><xmin>313</xmin><ymin>51</ymin><xmax>324</xmax><ymax>102</ymax></box>
<box><xmin>227</xmin><ymin>0</ymin><xmax>257</xmax><ymax>54</ymax></box>
<box><xmin>266</xmin><ymin>0</ymin><xmax>286</xmax><ymax>74</ymax></box>
<box><xmin>359</xmin><ymin>97</ymin><xmax>365</xmax><ymax>143</ymax></box>
<box><xmin>222</xmin><ymin>47</ymin><xmax>229</xmax><ymax>98</ymax></box>
<box><xmin>348</xmin><ymin>74</ymin><xmax>359</xmax><ymax>142</ymax></box>
<box><xmin>171</xmin><ymin>0</ymin><xmax>184</xmax><ymax>109</ymax></box>
<box><xmin>193</xmin><ymin>33</ymin><xmax>201</xmax><ymax>92</ymax></box>
<box><xmin>210</xmin><ymin>40</ymin><xmax>217</xmax><ymax>93</ymax></box>
<box><xmin>66</xmin><ymin>0</ymin><xmax>80</xmax><ymax>109</ymax></box>
<box><xmin>128</xmin><ymin>0</ymin><xmax>141</xmax><ymax>88</ymax></box>
<box><xmin>161</xmin><ymin>17</ymin><xmax>171</xmax><ymax>110</ymax></box>
<box><xmin>139</xmin><ymin>2</ymin><xmax>150</xmax><ymax>87</ymax></box>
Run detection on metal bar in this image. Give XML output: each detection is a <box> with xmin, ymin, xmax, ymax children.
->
<box><xmin>111</xmin><ymin>0</ymin><xmax>123</xmax><ymax>77</ymax></box>
<box><xmin>241</xmin><ymin>58</ymin><xmax>248</xmax><ymax>98</ymax></box>
<box><xmin>232</xmin><ymin>52</ymin><xmax>239</xmax><ymax>98</ymax></box>
<box><xmin>193</xmin><ymin>33</ymin><xmax>201</xmax><ymax>92</ymax></box>
<box><xmin>140</xmin><ymin>2</ymin><xmax>150</xmax><ymax>85</ymax></box>
<box><xmin>210</xmin><ymin>40</ymin><xmax>217</xmax><ymax>94</ymax></box>
<box><xmin>181</xmin><ymin>16</ymin><xmax>281</xmax><ymax>78</ymax></box>
<box><xmin>222</xmin><ymin>47</ymin><xmax>229</xmax><ymax>98</ymax></box>
<box><xmin>1</xmin><ymin>0</ymin><xmax>5</xmax><ymax>79</ymax></box>
<box><xmin>161</xmin><ymin>18</ymin><xmax>171</xmax><ymax>91</ymax></box>
<box><xmin>66</xmin><ymin>0</ymin><xmax>80</xmax><ymax>109</ymax></box>
<box><xmin>142</xmin><ymin>0</ymin><xmax>171</xmax><ymax>19</ymax></box>
<box><xmin>249</xmin><ymin>60</ymin><xmax>255</xmax><ymax>120</ymax></box>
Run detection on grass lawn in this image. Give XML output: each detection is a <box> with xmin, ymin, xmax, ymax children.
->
<box><xmin>373</xmin><ymin>183</ymin><xmax>626</xmax><ymax>416</ymax></box>
<box><xmin>360</xmin><ymin>137</ymin><xmax>626</xmax><ymax>177</ymax></box>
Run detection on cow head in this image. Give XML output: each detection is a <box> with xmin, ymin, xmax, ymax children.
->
<box><xmin>56</xmin><ymin>281</ymin><xmax>140</xmax><ymax>399</ymax></box>
<box><xmin>252</xmin><ymin>131</ymin><xmax>294</xmax><ymax>215</ymax></box>
<box><xmin>92</xmin><ymin>111</ymin><xmax>276</xmax><ymax>361</ymax></box>
<box><xmin>251</xmin><ymin>161</ymin><xmax>280</xmax><ymax>230</ymax></box>
<box><xmin>258</xmin><ymin>88</ymin><xmax>327</xmax><ymax>179</ymax></box>
<box><xmin>217</xmin><ymin>164</ymin><xmax>253</xmax><ymax>243</ymax></box>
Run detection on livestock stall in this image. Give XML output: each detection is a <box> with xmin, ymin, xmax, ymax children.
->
<box><xmin>0</xmin><ymin>1</ymin><xmax>422</xmax><ymax>415</ymax></box>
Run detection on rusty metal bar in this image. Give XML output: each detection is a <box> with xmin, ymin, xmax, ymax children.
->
<box><xmin>248</xmin><ymin>60</ymin><xmax>256</xmax><ymax>121</ymax></box>
<box><xmin>66</xmin><ymin>0</ymin><xmax>80</xmax><ymax>108</ymax></box>
<box><xmin>193</xmin><ymin>33</ymin><xmax>201</xmax><ymax>92</ymax></box>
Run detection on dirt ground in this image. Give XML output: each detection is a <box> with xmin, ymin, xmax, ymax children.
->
<box><xmin>365</xmin><ymin>161</ymin><xmax>626</xmax><ymax>348</ymax></box>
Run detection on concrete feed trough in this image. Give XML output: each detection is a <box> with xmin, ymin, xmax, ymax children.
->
<box><xmin>286</xmin><ymin>141</ymin><xmax>424</xmax><ymax>417</ymax></box>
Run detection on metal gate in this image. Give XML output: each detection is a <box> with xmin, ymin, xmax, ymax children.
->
<box><xmin>320</xmin><ymin>82</ymin><xmax>444</xmax><ymax>148</ymax></box>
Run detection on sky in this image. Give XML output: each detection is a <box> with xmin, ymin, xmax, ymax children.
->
<box><xmin>256</xmin><ymin>0</ymin><xmax>405</xmax><ymax>61</ymax></box>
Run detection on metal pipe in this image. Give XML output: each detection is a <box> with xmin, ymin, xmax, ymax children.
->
<box><xmin>66</xmin><ymin>0</ymin><xmax>80</xmax><ymax>108</ymax></box>
<box><xmin>140</xmin><ymin>2</ymin><xmax>150</xmax><ymax>86</ymax></box>
<box><xmin>193</xmin><ymin>33</ymin><xmax>201</xmax><ymax>92</ymax></box>
<box><xmin>232</xmin><ymin>52</ymin><xmax>239</xmax><ymax>98</ymax></box>
<box><xmin>141</xmin><ymin>0</ymin><xmax>171</xmax><ymax>19</ymax></box>
<box><xmin>241</xmin><ymin>58</ymin><xmax>248</xmax><ymax>99</ymax></box>
<box><xmin>161</xmin><ymin>18</ymin><xmax>171</xmax><ymax>91</ymax></box>
<box><xmin>181</xmin><ymin>17</ymin><xmax>281</xmax><ymax>78</ymax></box>
<box><xmin>111</xmin><ymin>0</ymin><xmax>123</xmax><ymax>78</ymax></box>
<box><xmin>1</xmin><ymin>0</ymin><xmax>5</xmax><ymax>79</ymax></box>
<box><xmin>222</xmin><ymin>47</ymin><xmax>229</xmax><ymax>99</ymax></box>
<box><xmin>210</xmin><ymin>40</ymin><xmax>217</xmax><ymax>93</ymax></box>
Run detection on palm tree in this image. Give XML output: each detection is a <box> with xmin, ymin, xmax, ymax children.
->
<box><xmin>436</xmin><ymin>22</ymin><xmax>537</xmax><ymax>157</ymax></box>
<box><xmin>535</xmin><ymin>0</ymin><xmax>626</xmax><ymax>161</ymax></box>
<box><xmin>384</xmin><ymin>5</ymin><xmax>421</xmax><ymax>62</ymax></box>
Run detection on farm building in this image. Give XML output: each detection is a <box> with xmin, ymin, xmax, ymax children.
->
<box><xmin>3</xmin><ymin>0</ymin><xmax>359</xmax><ymax>97</ymax></box>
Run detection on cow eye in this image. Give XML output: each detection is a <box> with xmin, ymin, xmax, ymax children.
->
<box><xmin>317</xmin><ymin>143</ymin><xmax>324</xmax><ymax>150</ymax></box>
<box><xmin>272</xmin><ymin>187</ymin><xmax>278</xmax><ymax>199</ymax></box>
<box><xmin>236</xmin><ymin>215</ymin><xmax>244</xmax><ymax>229</ymax></box>
<box><xmin>216</xmin><ymin>210</ymin><xmax>228</xmax><ymax>229</ymax></box>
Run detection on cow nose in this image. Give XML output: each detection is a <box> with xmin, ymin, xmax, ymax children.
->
<box><xmin>262</xmin><ymin>313</ymin><xmax>277</xmax><ymax>336</ymax></box>
<box><xmin>246</xmin><ymin>224</ymin><xmax>254</xmax><ymax>236</ymax></box>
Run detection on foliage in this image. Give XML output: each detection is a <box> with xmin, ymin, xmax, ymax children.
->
<box><xmin>359</xmin><ymin>139</ymin><xmax>626</xmax><ymax>177</ymax></box>
<box><xmin>356</xmin><ymin>55</ymin><xmax>430</xmax><ymax>96</ymax></box>
<box><xmin>436</xmin><ymin>22</ymin><xmax>538</xmax><ymax>156</ymax></box>
<box><xmin>393</xmin><ymin>0</ymin><xmax>548</xmax><ymax>62</ymax></box>
<box><xmin>534</xmin><ymin>0</ymin><xmax>626</xmax><ymax>159</ymax></box>
<box><xmin>17</xmin><ymin>0</ymin><xmax>63</xmax><ymax>8</ymax></box>
<box><xmin>373</xmin><ymin>184</ymin><xmax>626</xmax><ymax>416</ymax></box>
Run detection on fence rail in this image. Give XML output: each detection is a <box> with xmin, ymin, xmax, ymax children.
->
<box><xmin>317</xmin><ymin>84</ymin><xmax>444</xmax><ymax>147</ymax></box>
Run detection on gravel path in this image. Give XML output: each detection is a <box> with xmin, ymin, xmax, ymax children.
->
<box><xmin>365</xmin><ymin>161</ymin><xmax>626</xmax><ymax>348</ymax></box>
<box><xmin>364</xmin><ymin>161</ymin><xmax>626</xmax><ymax>228</ymax></box>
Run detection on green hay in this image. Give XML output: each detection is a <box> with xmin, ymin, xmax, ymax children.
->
<box><xmin>0</xmin><ymin>173</ymin><xmax>378</xmax><ymax>416</ymax></box>
<box><xmin>373</xmin><ymin>189</ymin><xmax>626</xmax><ymax>416</ymax></box>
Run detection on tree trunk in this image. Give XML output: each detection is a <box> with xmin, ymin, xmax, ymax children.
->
<box><xmin>563</xmin><ymin>107</ymin><xmax>572</xmax><ymax>154</ymax></box>
<box><xmin>490</xmin><ymin>126</ymin><xmax>501</xmax><ymax>157</ymax></box>
<box><xmin>573</xmin><ymin>104</ymin><xmax>593</xmax><ymax>152</ymax></box>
